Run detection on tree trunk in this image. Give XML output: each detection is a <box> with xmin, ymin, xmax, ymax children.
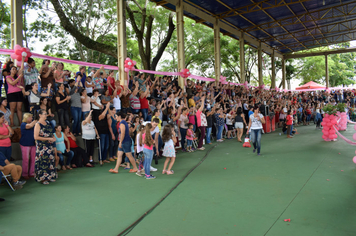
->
<box><xmin>50</xmin><ymin>0</ymin><xmax>117</xmax><ymax>58</ymax></box>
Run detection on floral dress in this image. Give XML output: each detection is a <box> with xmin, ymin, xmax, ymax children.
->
<box><xmin>35</xmin><ymin>121</ymin><xmax>57</xmax><ymax>182</ymax></box>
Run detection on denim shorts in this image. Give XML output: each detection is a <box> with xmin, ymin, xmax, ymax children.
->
<box><xmin>187</xmin><ymin>140</ymin><xmax>192</xmax><ymax>147</ymax></box>
<box><xmin>118</xmin><ymin>140</ymin><xmax>132</xmax><ymax>153</ymax></box>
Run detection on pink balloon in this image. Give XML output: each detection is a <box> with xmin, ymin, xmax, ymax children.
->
<box><xmin>353</xmin><ymin>156</ymin><xmax>356</xmax><ymax>164</ymax></box>
<box><xmin>353</xmin><ymin>133</ymin><xmax>356</xmax><ymax>141</ymax></box>
<box><xmin>124</xmin><ymin>68</ymin><xmax>129</xmax><ymax>72</ymax></box>
<box><xmin>323</xmin><ymin>130</ymin><xmax>329</xmax><ymax>135</ymax></box>
<box><xmin>15</xmin><ymin>49</ymin><xmax>21</xmax><ymax>55</ymax></box>
<box><xmin>16</xmin><ymin>54</ymin><xmax>22</xmax><ymax>61</ymax></box>
<box><xmin>10</xmin><ymin>53</ymin><xmax>16</xmax><ymax>59</ymax></box>
<box><xmin>27</xmin><ymin>52</ymin><xmax>32</xmax><ymax>58</ymax></box>
<box><xmin>133</xmin><ymin>60</ymin><xmax>137</xmax><ymax>65</ymax></box>
<box><xmin>14</xmin><ymin>44</ymin><xmax>21</xmax><ymax>51</ymax></box>
<box><xmin>322</xmin><ymin>135</ymin><xmax>327</xmax><ymax>140</ymax></box>
<box><xmin>16</xmin><ymin>60</ymin><xmax>21</xmax><ymax>67</ymax></box>
<box><xmin>25</xmin><ymin>48</ymin><xmax>30</xmax><ymax>53</ymax></box>
<box><xmin>354</xmin><ymin>125</ymin><xmax>356</xmax><ymax>131</ymax></box>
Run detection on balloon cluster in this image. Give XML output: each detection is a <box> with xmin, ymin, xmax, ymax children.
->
<box><xmin>220</xmin><ymin>75</ymin><xmax>228</xmax><ymax>84</ymax></box>
<box><xmin>321</xmin><ymin>114</ymin><xmax>338</xmax><ymax>141</ymax></box>
<box><xmin>124</xmin><ymin>58</ymin><xmax>137</xmax><ymax>72</ymax></box>
<box><xmin>181</xmin><ymin>69</ymin><xmax>190</xmax><ymax>78</ymax></box>
<box><xmin>11</xmin><ymin>44</ymin><xmax>32</xmax><ymax>66</ymax></box>
<box><xmin>337</xmin><ymin>111</ymin><xmax>347</xmax><ymax>131</ymax></box>
<box><xmin>243</xmin><ymin>81</ymin><xmax>249</xmax><ymax>90</ymax></box>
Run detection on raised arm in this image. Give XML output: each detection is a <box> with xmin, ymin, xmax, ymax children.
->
<box><xmin>99</xmin><ymin>102</ymin><xmax>110</xmax><ymax>121</ymax></box>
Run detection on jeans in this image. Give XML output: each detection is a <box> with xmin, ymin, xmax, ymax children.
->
<box><xmin>180</xmin><ymin>127</ymin><xmax>187</xmax><ymax>150</ymax></box>
<box><xmin>306</xmin><ymin>114</ymin><xmax>311</xmax><ymax>122</ymax></box>
<box><xmin>58</xmin><ymin>108</ymin><xmax>70</xmax><ymax>127</ymax></box>
<box><xmin>131</xmin><ymin>108</ymin><xmax>140</xmax><ymax>114</ymax></box>
<box><xmin>48</xmin><ymin>119</ymin><xmax>56</xmax><ymax>131</ymax></box>
<box><xmin>141</xmin><ymin>108</ymin><xmax>148</xmax><ymax>121</ymax></box>
<box><xmin>206</xmin><ymin>127</ymin><xmax>212</xmax><ymax>144</ymax></box>
<box><xmin>217</xmin><ymin>125</ymin><xmax>224</xmax><ymax>140</ymax></box>
<box><xmin>250</xmin><ymin>129</ymin><xmax>262</xmax><ymax>154</ymax></box>
<box><xmin>109</xmin><ymin>133</ymin><xmax>119</xmax><ymax>158</ymax></box>
<box><xmin>58</xmin><ymin>150</ymin><xmax>74</xmax><ymax>166</ymax></box>
<box><xmin>187</xmin><ymin>140</ymin><xmax>192</xmax><ymax>148</ymax></box>
<box><xmin>152</xmin><ymin>134</ymin><xmax>163</xmax><ymax>156</ymax></box>
<box><xmin>71</xmin><ymin>107</ymin><xmax>82</xmax><ymax>134</ymax></box>
<box><xmin>0</xmin><ymin>146</ymin><xmax>12</xmax><ymax>160</ymax></box>
<box><xmin>143</xmin><ymin>148</ymin><xmax>153</xmax><ymax>176</ymax></box>
<box><xmin>198</xmin><ymin>126</ymin><xmax>206</xmax><ymax>148</ymax></box>
<box><xmin>82</xmin><ymin>111</ymin><xmax>89</xmax><ymax>120</ymax></box>
<box><xmin>98</xmin><ymin>134</ymin><xmax>109</xmax><ymax>161</ymax></box>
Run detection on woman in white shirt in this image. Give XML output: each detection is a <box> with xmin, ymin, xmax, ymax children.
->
<box><xmin>82</xmin><ymin>110</ymin><xmax>99</xmax><ymax>164</ymax></box>
<box><xmin>247</xmin><ymin>106</ymin><xmax>265</xmax><ymax>156</ymax></box>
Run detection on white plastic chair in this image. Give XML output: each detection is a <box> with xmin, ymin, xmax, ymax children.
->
<box><xmin>1</xmin><ymin>171</ymin><xmax>15</xmax><ymax>191</ymax></box>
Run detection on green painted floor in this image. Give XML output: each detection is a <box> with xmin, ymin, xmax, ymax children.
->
<box><xmin>1</xmin><ymin>125</ymin><xmax>356</xmax><ymax>236</ymax></box>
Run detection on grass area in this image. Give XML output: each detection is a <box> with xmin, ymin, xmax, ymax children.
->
<box><xmin>1</xmin><ymin>125</ymin><xmax>356</xmax><ymax>236</ymax></box>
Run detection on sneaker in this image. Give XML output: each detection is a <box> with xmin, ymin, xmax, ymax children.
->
<box><xmin>253</xmin><ymin>149</ymin><xmax>256</xmax><ymax>153</ymax></box>
<box><xmin>13</xmin><ymin>180</ymin><xmax>26</xmax><ymax>186</ymax></box>
<box><xmin>150</xmin><ymin>166</ymin><xmax>158</xmax><ymax>172</ymax></box>
<box><xmin>145</xmin><ymin>175</ymin><xmax>156</xmax><ymax>179</ymax></box>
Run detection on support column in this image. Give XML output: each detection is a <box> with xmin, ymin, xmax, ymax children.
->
<box><xmin>10</xmin><ymin>0</ymin><xmax>23</xmax><ymax>48</ymax></box>
<box><xmin>176</xmin><ymin>0</ymin><xmax>185</xmax><ymax>89</ymax></box>
<box><xmin>325</xmin><ymin>54</ymin><xmax>329</xmax><ymax>88</ymax></box>
<box><xmin>258</xmin><ymin>42</ymin><xmax>263</xmax><ymax>86</ymax></box>
<box><xmin>282</xmin><ymin>58</ymin><xmax>286</xmax><ymax>89</ymax></box>
<box><xmin>214</xmin><ymin>19</ymin><xmax>221</xmax><ymax>84</ymax></box>
<box><xmin>117</xmin><ymin>0</ymin><xmax>127</xmax><ymax>85</ymax></box>
<box><xmin>239</xmin><ymin>33</ymin><xmax>245</xmax><ymax>83</ymax></box>
<box><xmin>271</xmin><ymin>50</ymin><xmax>276</xmax><ymax>88</ymax></box>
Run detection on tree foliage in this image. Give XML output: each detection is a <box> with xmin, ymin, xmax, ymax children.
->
<box><xmin>0</xmin><ymin>1</ymin><xmax>11</xmax><ymax>49</ymax></box>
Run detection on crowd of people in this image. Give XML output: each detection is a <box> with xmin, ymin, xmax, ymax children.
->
<box><xmin>0</xmin><ymin>55</ymin><xmax>353</xmax><ymax>191</ymax></box>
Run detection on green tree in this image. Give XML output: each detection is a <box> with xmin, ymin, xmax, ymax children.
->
<box><xmin>0</xmin><ymin>1</ymin><xmax>11</xmax><ymax>49</ymax></box>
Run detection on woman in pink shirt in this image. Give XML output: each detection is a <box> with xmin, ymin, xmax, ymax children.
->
<box><xmin>0</xmin><ymin>113</ymin><xmax>14</xmax><ymax>160</ymax></box>
<box><xmin>142</xmin><ymin>123</ymin><xmax>156</xmax><ymax>179</ymax></box>
<box><xmin>6</xmin><ymin>64</ymin><xmax>24</xmax><ymax>126</ymax></box>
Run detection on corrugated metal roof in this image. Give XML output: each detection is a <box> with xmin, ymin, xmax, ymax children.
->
<box><xmin>151</xmin><ymin>0</ymin><xmax>356</xmax><ymax>55</ymax></box>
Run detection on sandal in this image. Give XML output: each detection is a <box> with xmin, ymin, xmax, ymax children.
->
<box><xmin>124</xmin><ymin>167</ymin><xmax>130</xmax><ymax>170</ymax></box>
<box><xmin>129</xmin><ymin>169</ymin><xmax>137</xmax><ymax>173</ymax></box>
<box><xmin>162</xmin><ymin>170</ymin><xmax>166</xmax><ymax>174</ymax></box>
<box><xmin>49</xmin><ymin>179</ymin><xmax>56</xmax><ymax>182</ymax></box>
<box><xmin>66</xmin><ymin>165</ymin><xmax>73</xmax><ymax>170</ymax></box>
<box><xmin>43</xmin><ymin>181</ymin><xmax>49</xmax><ymax>185</ymax></box>
<box><xmin>103</xmin><ymin>160</ymin><xmax>110</xmax><ymax>163</ymax></box>
<box><xmin>72</xmin><ymin>164</ymin><xmax>77</xmax><ymax>168</ymax></box>
<box><xmin>62</xmin><ymin>166</ymin><xmax>66</xmax><ymax>171</ymax></box>
<box><xmin>108</xmin><ymin>158</ymin><xmax>115</xmax><ymax>162</ymax></box>
<box><xmin>85</xmin><ymin>163</ymin><xmax>94</xmax><ymax>167</ymax></box>
<box><xmin>109</xmin><ymin>169</ymin><xmax>118</xmax><ymax>174</ymax></box>
<box><xmin>120</xmin><ymin>164</ymin><xmax>126</xmax><ymax>167</ymax></box>
<box><xmin>166</xmin><ymin>170</ymin><xmax>174</xmax><ymax>175</ymax></box>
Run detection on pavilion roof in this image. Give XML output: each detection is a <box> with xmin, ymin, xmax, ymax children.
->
<box><xmin>151</xmin><ymin>0</ymin><xmax>356</xmax><ymax>57</ymax></box>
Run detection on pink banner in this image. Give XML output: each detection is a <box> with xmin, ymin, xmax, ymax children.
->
<box><xmin>0</xmin><ymin>49</ymin><xmax>119</xmax><ymax>70</ymax></box>
<box><xmin>189</xmin><ymin>74</ymin><xmax>215</xmax><ymax>82</ymax></box>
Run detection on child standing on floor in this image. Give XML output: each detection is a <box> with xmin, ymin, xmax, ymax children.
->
<box><xmin>186</xmin><ymin>123</ymin><xmax>195</xmax><ymax>152</ymax></box>
<box><xmin>142</xmin><ymin>123</ymin><xmax>156</xmax><ymax>179</ymax></box>
<box><xmin>136</xmin><ymin>125</ymin><xmax>145</xmax><ymax>177</ymax></box>
<box><xmin>162</xmin><ymin>124</ymin><xmax>177</xmax><ymax>175</ymax></box>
